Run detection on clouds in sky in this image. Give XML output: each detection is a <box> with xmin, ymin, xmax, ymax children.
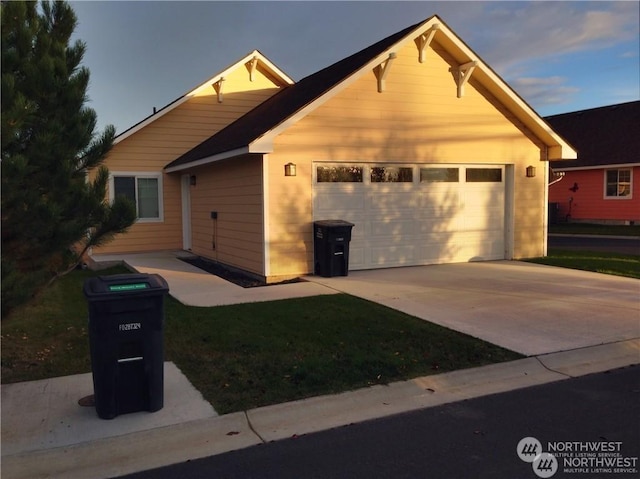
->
<box><xmin>69</xmin><ymin>1</ymin><xmax>639</xmax><ymax>133</ymax></box>
<box><xmin>460</xmin><ymin>2</ymin><xmax>638</xmax><ymax>108</ymax></box>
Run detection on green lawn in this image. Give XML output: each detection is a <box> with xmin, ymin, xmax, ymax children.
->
<box><xmin>7</xmin><ymin>247</ymin><xmax>635</xmax><ymax>414</ymax></box>
<box><xmin>525</xmin><ymin>249</ymin><xmax>640</xmax><ymax>279</ymax></box>
<box><xmin>1</xmin><ymin>266</ymin><xmax>521</xmax><ymax>414</ymax></box>
<box><xmin>549</xmin><ymin>223</ymin><xmax>640</xmax><ymax>236</ymax></box>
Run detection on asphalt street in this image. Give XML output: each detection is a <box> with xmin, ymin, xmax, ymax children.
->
<box><xmin>118</xmin><ymin>365</ymin><xmax>640</xmax><ymax>479</ymax></box>
<box><xmin>548</xmin><ymin>236</ymin><xmax>640</xmax><ymax>255</ymax></box>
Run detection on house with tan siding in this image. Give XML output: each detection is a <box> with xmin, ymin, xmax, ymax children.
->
<box><xmin>92</xmin><ymin>15</ymin><xmax>577</xmax><ymax>282</ymax></box>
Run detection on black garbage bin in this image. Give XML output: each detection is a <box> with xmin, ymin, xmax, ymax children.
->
<box><xmin>83</xmin><ymin>273</ymin><xmax>169</xmax><ymax>419</ymax></box>
<box><xmin>314</xmin><ymin>220</ymin><xmax>355</xmax><ymax>277</ymax></box>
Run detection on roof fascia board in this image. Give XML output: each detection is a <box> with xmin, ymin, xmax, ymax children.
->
<box><xmin>252</xmin><ymin>16</ymin><xmax>577</xmax><ymax>161</ymax></box>
<box><xmin>115</xmin><ymin>51</ymin><xmax>294</xmax><ymax>145</ymax></box>
<box><xmin>554</xmin><ymin>163</ymin><xmax>640</xmax><ymax>172</ymax></box>
<box><xmin>164</xmin><ymin>147</ymin><xmax>251</xmax><ymax>173</ymax></box>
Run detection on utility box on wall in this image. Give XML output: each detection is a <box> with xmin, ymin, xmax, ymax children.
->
<box><xmin>313</xmin><ymin>220</ymin><xmax>355</xmax><ymax>277</ymax></box>
<box><xmin>83</xmin><ymin>273</ymin><xmax>169</xmax><ymax>419</ymax></box>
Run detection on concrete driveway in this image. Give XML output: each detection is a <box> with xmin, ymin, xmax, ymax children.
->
<box><xmin>307</xmin><ymin>261</ymin><xmax>640</xmax><ymax>356</ymax></box>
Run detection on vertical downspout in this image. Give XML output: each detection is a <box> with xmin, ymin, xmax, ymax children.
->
<box><xmin>543</xmin><ymin>148</ymin><xmax>549</xmax><ymax>257</ymax></box>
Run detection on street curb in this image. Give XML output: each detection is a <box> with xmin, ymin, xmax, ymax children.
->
<box><xmin>548</xmin><ymin>233</ymin><xmax>640</xmax><ymax>240</ymax></box>
<box><xmin>3</xmin><ymin>338</ymin><xmax>638</xmax><ymax>479</ymax></box>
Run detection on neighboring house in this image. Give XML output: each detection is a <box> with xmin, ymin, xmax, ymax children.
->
<box><xmin>545</xmin><ymin>101</ymin><xmax>640</xmax><ymax>225</ymax></box>
<box><xmin>92</xmin><ymin>15</ymin><xmax>576</xmax><ymax>283</ymax></box>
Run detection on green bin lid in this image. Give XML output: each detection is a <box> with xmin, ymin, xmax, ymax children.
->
<box><xmin>83</xmin><ymin>273</ymin><xmax>169</xmax><ymax>299</ymax></box>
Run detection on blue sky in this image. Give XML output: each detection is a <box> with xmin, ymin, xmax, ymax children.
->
<box><xmin>69</xmin><ymin>1</ymin><xmax>640</xmax><ymax>135</ymax></box>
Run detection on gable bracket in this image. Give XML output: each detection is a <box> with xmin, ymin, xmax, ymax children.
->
<box><xmin>416</xmin><ymin>24</ymin><xmax>440</xmax><ymax>63</ymax></box>
<box><xmin>374</xmin><ymin>53</ymin><xmax>397</xmax><ymax>93</ymax></box>
<box><xmin>212</xmin><ymin>77</ymin><xmax>225</xmax><ymax>103</ymax></box>
<box><xmin>248</xmin><ymin>56</ymin><xmax>259</xmax><ymax>82</ymax></box>
<box><xmin>449</xmin><ymin>61</ymin><xmax>477</xmax><ymax>98</ymax></box>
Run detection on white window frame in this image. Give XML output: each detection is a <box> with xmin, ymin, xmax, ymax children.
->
<box><xmin>603</xmin><ymin>168</ymin><xmax>633</xmax><ymax>200</ymax></box>
<box><xmin>109</xmin><ymin>172</ymin><xmax>164</xmax><ymax>223</ymax></box>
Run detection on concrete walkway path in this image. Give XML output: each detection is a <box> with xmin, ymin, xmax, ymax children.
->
<box><xmin>90</xmin><ymin>251</ymin><xmax>339</xmax><ymax>306</ymax></box>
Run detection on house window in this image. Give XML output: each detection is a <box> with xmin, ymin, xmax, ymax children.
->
<box><xmin>112</xmin><ymin>173</ymin><xmax>163</xmax><ymax>221</ymax></box>
<box><xmin>466</xmin><ymin>168</ymin><xmax>502</xmax><ymax>182</ymax></box>
<box><xmin>317</xmin><ymin>166</ymin><xmax>363</xmax><ymax>182</ymax></box>
<box><xmin>605</xmin><ymin>169</ymin><xmax>632</xmax><ymax>198</ymax></box>
<box><xmin>420</xmin><ymin>168</ymin><xmax>459</xmax><ymax>183</ymax></box>
<box><xmin>371</xmin><ymin>167</ymin><xmax>413</xmax><ymax>183</ymax></box>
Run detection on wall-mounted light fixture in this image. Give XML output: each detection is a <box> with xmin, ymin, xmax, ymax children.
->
<box><xmin>284</xmin><ymin>163</ymin><xmax>297</xmax><ymax>177</ymax></box>
<box><xmin>526</xmin><ymin>165</ymin><xmax>536</xmax><ymax>178</ymax></box>
<box><xmin>190</xmin><ymin>175</ymin><xmax>197</xmax><ymax>186</ymax></box>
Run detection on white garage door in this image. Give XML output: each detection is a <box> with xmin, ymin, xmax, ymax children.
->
<box><xmin>313</xmin><ymin>164</ymin><xmax>506</xmax><ymax>270</ymax></box>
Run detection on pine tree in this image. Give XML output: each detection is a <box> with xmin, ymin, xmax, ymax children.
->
<box><xmin>1</xmin><ymin>1</ymin><xmax>136</xmax><ymax>315</ymax></box>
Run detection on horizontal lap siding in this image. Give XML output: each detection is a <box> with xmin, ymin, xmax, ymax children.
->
<box><xmin>267</xmin><ymin>39</ymin><xmax>545</xmax><ymax>276</ymax></box>
<box><xmin>93</xmin><ymin>67</ymin><xmax>281</xmax><ymax>255</ymax></box>
<box><xmin>549</xmin><ymin>167</ymin><xmax>640</xmax><ymax>222</ymax></box>
<box><xmin>189</xmin><ymin>156</ymin><xmax>264</xmax><ymax>276</ymax></box>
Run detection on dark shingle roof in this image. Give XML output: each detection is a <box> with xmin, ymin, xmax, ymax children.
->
<box><xmin>544</xmin><ymin>101</ymin><xmax>640</xmax><ymax>168</ymax></box>
<box><xmin>165</xmin><ymin>19</ymin><xmax>429</xmax><ymax>170</ymax></box>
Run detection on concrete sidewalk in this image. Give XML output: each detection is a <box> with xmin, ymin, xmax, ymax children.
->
<box><xmin>2</xmin><ymin>339</ymin><xmax>638</xmax><ymax>479</ymax></box>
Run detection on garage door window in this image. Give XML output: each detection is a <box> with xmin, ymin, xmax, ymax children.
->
<box><xmin>317</xmin><ymin>166</ymin><xmax>363</xmax><ymax>182</ymax></box>
<box><xmin>371</xmin><ymin>167</ymin><xmax>413</xmax><ymax>183</ymax></box>
<box><xmin>466</xmin><ymin>168</ymin><xmax>502</xmax><ymax>182</ymax></box>
<box><xmin>420</xmin><ymin>168</ymin><xmax>459</xmax><ymax>183</ymax></box>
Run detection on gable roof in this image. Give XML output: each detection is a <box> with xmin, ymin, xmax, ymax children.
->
<box><xmin>544</xmin><ymin>101</ymin><xmax>640</xmax><ymax>170</ymax></box>
<box><xmin>166</xmin><ymin>15</ymin><xmax>577</xmax><ymax>173</ymax></box>
<box><xmin>114</xmin><ymin>50</ymin><xmax>294</xmax><ymax>145</ymax></box>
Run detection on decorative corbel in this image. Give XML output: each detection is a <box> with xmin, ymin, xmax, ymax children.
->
<box><xmin>374</xmin><ymin>53</ymin><xmax>397</xmax><ymax>93</ymax></box>
<box><xmin>213</xmin><ymin>77</ymin><xmax>225</xmax><ymax>103</ymax></box>
<box><xmin>416</xmin><ymin>24</ymin><xmax>439</xmax><ymax>63</ymax></box>
<box><xmin>449</xmin><ymin>61</ymin><xmax>477</xmax><ymax>98</ymax></box>
<box><xmin>248</xmin><ymin>56</ymin><xmax>259</xmax><ymax>82</ymax></box>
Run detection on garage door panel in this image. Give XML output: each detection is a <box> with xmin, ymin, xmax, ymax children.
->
<box><xmin>313</xmin><ymin>163</ymin><xmax>506</xmax><ymax>271</ymax></box>
<box><xmin>371</xmin><ymin>219</ymin><xmax>415</xmax><ymax>237</ymax></box>
<box><xmin>456</xmin><ymin>232</ymin><xmax>504</xmax><ymax>260</ymax></box>
<box><xmin>462</xmin><ymin>210</ymin><xmax>504</xmax><ymax>231</ymax></box>
<box><xmin>369</xmin><ymin>191</ymin><xmax>415</xmax><ymax>211</ymax></box>
<box><xmin>347</xmin><ymin>243</ymin><xmax>365</xmax><ymax>268</ymax></box>
<box><xmin>315</xmin><ymin>192</ymin><xmax>365</xmax><ymax>215</ymax></box>
<box><xmin>418</xmin><ymin>237</ymin><xmax>460</xmax><ymax>264</ymax></box>
<box><xmin>416</xmin><ymin>188</ymin><xmax>461</xmax><ymax>209</ymax></box>
<box><xmin>415</xmin><ymin>217</ymin><xmax>462</xmax><ymax>234</ymax></box>
<box><xmin>370</xmin><ymin>244</ymin><xmax>416</xmax><ymax>267</ymax></box>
